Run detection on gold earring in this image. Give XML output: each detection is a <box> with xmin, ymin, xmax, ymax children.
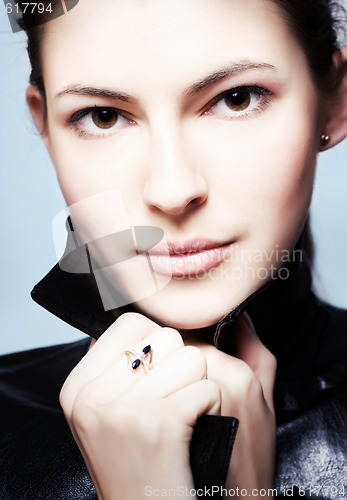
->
<box><xmin>320</xmin><ymin>134</ymin><xmax>331</xmax><ymax>147</ymax></box>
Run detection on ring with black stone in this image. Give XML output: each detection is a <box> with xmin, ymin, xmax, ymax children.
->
<box><xmin>124</xmin><ymin>345</ymin><xmax>153</xmax><ymax>373</ymax></box>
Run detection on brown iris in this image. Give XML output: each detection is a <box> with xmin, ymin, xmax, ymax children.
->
<box><xmin>91</xmin><ymin>108</ymin><xmax>118</xmax><ymax>129</ymax></box>
<box><xmin>225</xmin><ymin>91</ymin><xmax>251</xmax><ymax>112</ymax></box>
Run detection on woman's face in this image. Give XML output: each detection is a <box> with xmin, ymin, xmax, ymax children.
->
<box><xmin>39</xmin><ymin>0</ymin><xmax>322</xmax><ymax>329</ymax></box>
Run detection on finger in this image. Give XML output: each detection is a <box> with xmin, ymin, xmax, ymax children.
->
<box><xmin>61</xmin><ymin>326</ymin><xmax>184</xmax><ymax>414</ymax></box>
<box><xmin>129</xmin><ymin>345</ymin><xmax>207</xmax><ymax>399</ymax></box>
<box><xmin>86</xmin><ymin>311</ymin><xmax>160</xmax><ymax>364</ymax></box>
<box><xmin>71</xmin><ymin>342</ymin><xmax>203</xmax><ymax>411</ymax></box>
<box><xmin>63</xmin><ymin>313</ymin><xmax>161</xmax><ymax>391</ymax></box>
<box><xmin>96</xmin><ymin>327</ymin><xmax>187</xmax><ymax>395</ymax></box>
<box><xmin>197</xmin><ymin>343</ymin><xmax>261</xmax><ymax>413</ymax></box>
<box><xmin>233</xmin><ymin>313</ymin><xmax>277</xmax><ymax>414</ymax></box>
<box><xmin>165</xmin><ymin>379</ymin><xmax>222</xmax><ymax>432</ymax></box>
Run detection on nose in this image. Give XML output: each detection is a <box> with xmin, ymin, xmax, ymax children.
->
<box><xmin>142</xmin><ymin>124</ymin><xmax>208</xmax><ymax>216</ymax></box>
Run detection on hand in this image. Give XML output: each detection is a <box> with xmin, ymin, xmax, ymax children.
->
<box><xmin>187</xmin><ymin>313</ymin><xmax>277</xmax><ymax>498</ymax></box>
<box><xmin>59</xmin><ymin>312</ymin><xmax>221</xmax><ymax>500</ymax></box>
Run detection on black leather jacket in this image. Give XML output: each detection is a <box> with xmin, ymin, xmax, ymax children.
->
<box><xmin>0</xmin><ymin>248</ymin><xmax>346</xmax><ymax>499</ymax></box>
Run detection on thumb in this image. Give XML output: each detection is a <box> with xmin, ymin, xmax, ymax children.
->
<box><xmin>233</xmin><ymin>313</ymin><xmax>277</xmax><ymax>415</ymax></box>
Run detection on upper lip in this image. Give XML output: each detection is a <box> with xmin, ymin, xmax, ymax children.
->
<box><xmin>149</xmin><ymin>239</ymin><xmax>231</xmax><ymax>256</ymax></box>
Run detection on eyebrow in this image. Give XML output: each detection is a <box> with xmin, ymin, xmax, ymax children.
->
<box><xmin>184</xmin><ymin>61</ymin><xmax>276</xmax><ymax>96</ymax></box>
<box><xmin>55</xmin><ymin>86</ymin><xmax>136</xmax><ymax>103</ymax></box>
<box><xmin>55</xmin><ymin>60</ymin><xmax>276</xmax><ymax>102</ymax></box>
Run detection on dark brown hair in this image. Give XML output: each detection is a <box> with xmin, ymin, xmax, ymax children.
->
<box><xmin>273</xmin><ymin>0</ymin><xmax>346</xmax><ymax>94</ymax></box>
<box><xmin>17</xmin><ymin>0</ymin><xmax>64</xmax><ymax>101</ymax></box>
<box><xmin>18</xmin><ymin>0</ymin><xmax>346</xmax><ymax>102</ymax></box>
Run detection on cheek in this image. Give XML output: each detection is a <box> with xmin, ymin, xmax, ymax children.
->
<box><xmin>251</xmin><ymin>137</ymin><xmax>317</xmax><ymax>254</ymax></box>
<box><xmin>251</xmin><ymin>108</ymin><xmax>318</xmax><ymax>230</ymax></box>
<box><xmin>196</xmin><ymin>95</ymin><xmax>318</xmax><ymax>234</ymax></box>
<box><xmin>47</xmin><ymin>124</ymin><xmax>144</xmax><ymax>207</ymax></box>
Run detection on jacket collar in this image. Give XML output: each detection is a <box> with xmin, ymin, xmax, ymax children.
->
<box><xmin>31</xmin><ymin>234</ymin><xmax>315</xmax><ymax>371</ymax></box>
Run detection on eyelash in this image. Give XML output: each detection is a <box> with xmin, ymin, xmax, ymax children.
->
<box><xmin>66</xmin><ymin>85</ymin><xmax>273</xmax><ymax>138</ymax></box>
<box><xmin>203</xmin><ymin>85</ymin><xmax>273</xmax><ymax>119</ymax></box>
<box><xmin>67</xmin><ymin>106</ymin><xmax>134</xmax><ymax>138</ymax></box>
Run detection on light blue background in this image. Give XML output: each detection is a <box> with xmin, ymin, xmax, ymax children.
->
<box><xmin>0</xmin><ymin>4</ymin><xmax>346</xmax><ymax>355</ymax></box>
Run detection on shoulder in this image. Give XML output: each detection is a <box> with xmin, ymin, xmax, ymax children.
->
<box><xmin>275</xmin><ymin>299</ymin><xmax>347</xmax><ymax>496</ymax></box>
<box><xmin>0</xmin><ymin>337</ymin><xmax>90</xmax><ymax>425</ymax></box>
<box><xmin>0</xmin><ymin>338</ymin><xmax>97</xmax><ymax>499</ymax></box>
<box><xmin>0</xmin><ymin>337</ymin><xmax>91</xmax><ymax>370</ymax></box>
<box><xmin>0</xmin><ymin>338</ymin><xmax>90</xmax><ymax>405</ymax></box>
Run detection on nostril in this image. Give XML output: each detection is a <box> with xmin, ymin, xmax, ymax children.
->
<box><xmin>142</xmin><ymin>165</ymin><xmax>208</xmax><ymax>215</ymax></box>
<box><xmin>187</xmin><ymin>194</ymin><xmax>208</xmax><ymax>209</ymax></box>
<box><xmin>145</xmin><ymin>192</ymin><xmax>208</xmax><ymax>216</ymax></box>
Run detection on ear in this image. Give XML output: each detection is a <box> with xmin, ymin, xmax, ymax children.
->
<box><xmin>26</xmin><ymin>84</ymin><xmax>52</xmax><ymax>155</ymax></box>
<box><xmin>321</xmin><ymin>46</ymin><xmax>347</xmax><ymax>150</ymax></box>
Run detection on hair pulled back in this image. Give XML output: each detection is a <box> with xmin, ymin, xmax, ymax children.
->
<box><xmin>18</xmin><ymin>0</ymin><xmax>346</xmax><ymax>99</ymax></box>
<box><xmin>273</xmin><ymin>0</ymin><xmax>346</xmax><ymax>93</ymax></box>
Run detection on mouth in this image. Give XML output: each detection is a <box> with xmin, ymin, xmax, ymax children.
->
<box><xmin>148</xmin><ymin>239</ymin><xmax>233</xmax><ymax>276</ymax></box>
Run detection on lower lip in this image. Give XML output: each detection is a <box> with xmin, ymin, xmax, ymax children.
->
<box><xmin>148</xmin><ymin>244</ymin><xmax>232</xmax><ymax>276</ymax></box>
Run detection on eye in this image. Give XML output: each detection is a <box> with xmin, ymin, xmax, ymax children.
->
<box><xmin>67</xmin><ymin>107</ymin><xmax>135</xmax><ymax>137</ymax></box>
<box><xmin>91</xmin><ymin>108</ymin><xmax>119</xmax><ymax>129</ymax></box>
<box><xmin>205</xmin><ymin>86</ymin><xmax>272</xmax><ymax>119</ymax></box>
<box><xmin>224</xmin><ymin>90</ymin><xmax>251</xmax><ymax>111</ymax></box>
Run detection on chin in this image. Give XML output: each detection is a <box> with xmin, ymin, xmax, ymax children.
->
<box><xmin>133</xmin><ymin>272</ymin><xmax>258</xmax><ymax>330</ymax></box>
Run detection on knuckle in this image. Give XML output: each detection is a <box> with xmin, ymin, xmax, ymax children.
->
<box><xmin>59</xmin><ymin>389</ymin><xmax>70</xmax><ymax>416</ymax></box>
<box><xmin>119</xmin><ymin>311</ymin><xmax>142</xmax><ymax>322</ymax></box>
<box><xmin>204</xmin><ymin>378</ymin><xmax>222</xmax><ymax>400</ymax></box>
<box><xmin>59</xmin><ymin>376</ymin><xmax>78</xmax><ymax>416</ymax></box>
<box><xmin>266</xmin><ymin>350</ymin><xmax>277</xmax><ymax>372</ymax></box>
<box><xmin>234</xmin><ymin>363</ymin><xmax>261</xmax><ymax>396</ymax></box>
<box><xmin>248</xmin><ymin>375</ymin><xmax>264</xmax><ymax>400</ymax></box>
<box><xmin>160</xmin><ymin>327</ymin><xmax>184</xmax><ymax>347</ymax></box>
<box><xmin>115</xmin><ymin>311</ymin><xmax>149</xmax><ymax>328</ymax></box>
<box><xmin>183</xmin><ymin>345</ymin><xmax>207</xmax><ymax>375</ymax></box>
<box><xmin>70</xmin><ymin>383</ymin><xmax>104</xmax><ymax>430</ymax></box>
<box><xmin>59</xmin><ymin>384</ymin><xmax>71</xmax><ymax>414</ymax></box>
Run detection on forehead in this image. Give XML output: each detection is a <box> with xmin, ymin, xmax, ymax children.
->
<box><xmin>42</xmin><ymin>0</ymin><xmax>307</xmax><ymax>98</ymax></box>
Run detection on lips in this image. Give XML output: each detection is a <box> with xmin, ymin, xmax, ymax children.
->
<box><xmin>148</xmin><ymin>240</ymin><xmax>232</xmax><ymax>276</ymax></box>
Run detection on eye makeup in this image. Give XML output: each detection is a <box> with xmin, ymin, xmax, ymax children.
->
<box><xmin>65</xmin><ymin>84</ymin><xmax>273</xmax><ymax>139</ymax></box>
<box><xmin>203</xmin><ymin>85</ymin><xmax>273</xmax><ymax>120</ymax></box>
<box><xmin>67</xmin><ymin>106</ymin><xmax>135</xmax><ymax>138</ymax></box>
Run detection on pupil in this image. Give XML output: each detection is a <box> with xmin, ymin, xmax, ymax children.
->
<box><xmin>230</xmin><ymin>91</ymin><xmax>245</xmax><ymax>106</ymax></box>
<box><xmin>99</xmin><ymin>109</ymin><xmax>113</xmax><ymax>122</ymax></box>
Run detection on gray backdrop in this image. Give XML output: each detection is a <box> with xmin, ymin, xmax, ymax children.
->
<box><xmin>0</xmin><ymin>4</ymin><xmax>346</xmax><ymax>355</ymax></box>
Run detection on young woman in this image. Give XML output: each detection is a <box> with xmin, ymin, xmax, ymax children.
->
<box><xmin>1</xmin><ymin>0</ymin><xmax>347</xmax><ymax>498</ymax></box>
